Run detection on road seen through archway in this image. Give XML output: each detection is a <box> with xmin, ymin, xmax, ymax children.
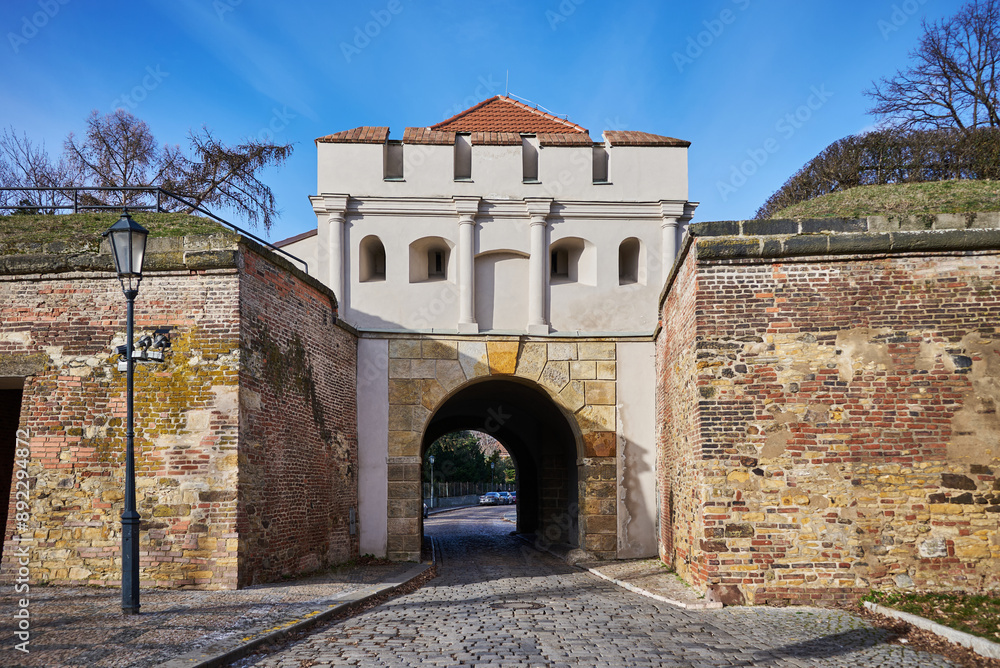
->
<box><xmin>242</xmin><ymin>506</ymin><xmax>953</xmax><ymax>667</ymax></box>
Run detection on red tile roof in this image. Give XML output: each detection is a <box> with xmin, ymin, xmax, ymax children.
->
<box><xmin>314</xmin><ymin>102</ymin><xmax>691</xmax><ymax>148</ymax></box>
<box><xmin>403</xmin><ymin>127</ymin><xmax>455</xmax><ymax>145</ymax></box>
<box><xmin>537</xmin><ymin>132</ymin><xmax>593</xmax><ymax>147</ymax></box>
<box><xmin>470</xmin><ymin>131</ymin><xmax>521</xmax><ymax>146</ymax></box>
<box><xmin>316</xmin><ymin>126</ymin><xmax>389</xmax><ymax>144</ymax></box>
<box><xmin>604</xmin><ymin>131</ymin><xmax>690</xmax><ymax>147</ymax></box>
<box><xmin>432</xmin><ymin>96</ymin><xmax>588</xmax><ymax>134</ymax></box>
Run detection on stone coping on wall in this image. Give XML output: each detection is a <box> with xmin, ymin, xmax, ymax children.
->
<box><xmin>0</xmin><ymin>232</ymin><xmax>239</xmax><ymax>276</ymax></box>
<box><xmin>0</xmin><ymin>231</ymin><xmax>339</xmax><ymax>312</ymax></box>
<box><xmin>691</xmin><ymin>211</ymin><xmax>1000</xmax><ymax>260</ymax></box>
<box><xmin>659</xmin><ymin>211</ymin><xmax>1000</xmax><ymax>310</ymax></box>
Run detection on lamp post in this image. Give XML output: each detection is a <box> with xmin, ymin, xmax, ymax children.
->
<box><xmin>104</xmin><ymin>211</ymin><xmax>148</xmax><ymax>616</ymax></box>
<box><xmin>428</xmin><ymin>455</ymin><xmax>435</xmax><ymax>510</ymax></box>
<box><xmin>491</xmin><ymin>461</ymin><xmax>495</xmax><ymax>491</ymax></box>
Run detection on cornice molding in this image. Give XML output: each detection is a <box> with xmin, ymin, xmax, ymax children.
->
<box><xmin>310</xmin><ymin>193</ymin><xmax>350</xmax><ymax>215</ymax></box>
<box><xmin>339</xmin><ymin>196</ymin><xmax>685</xmax><ymax>221</ymax></box>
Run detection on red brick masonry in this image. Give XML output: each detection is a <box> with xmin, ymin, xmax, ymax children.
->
<box><xmin>657</xmin><ymin>217</ymin><xmax>1000</xmax><ymax>605</ymax></box>
<box><xmin>0</xmin><ymin>235</ymin><xmax>358</xmax><ymax>589</ymax></box>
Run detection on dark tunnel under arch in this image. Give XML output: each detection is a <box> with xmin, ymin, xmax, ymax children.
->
<box><xmin>421</xmin><ymin>377</ymin><xmax>580</xmax><ymax>543</ymax></box>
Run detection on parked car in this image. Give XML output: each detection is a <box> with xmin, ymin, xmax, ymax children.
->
<box><xmin>509</xmin><ymin>491</ymin><xmax>517</xmax><ymax>505</ymax></box>
<box><xmin>479</xmin><ymin>492</ymin><xmax>501</xmax><ymax>505</ymax></box>
<box><xmin>498</xmin><ymin>491</ymin><xmax>513</xmax><ymax>505</ymax></box>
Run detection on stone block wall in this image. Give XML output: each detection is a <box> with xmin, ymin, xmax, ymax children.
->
<box><xmin>0</xmin><ymin>234</ymin><xmax>359</xmax><ymax>589</ymax></box>
<box><xmin>657</xmin><ymin>215</ymin><xmax>1000</xmax><ymax>605</ymax></box>
<box><xmin>237</xmin><ymin>245</ymin><xmax>358</xmax><ymax>586</ymax></box>
<box><xmin>382</xmin><ymin>337</ymin><xmax>621</xmax><ymax>560</ymax></box>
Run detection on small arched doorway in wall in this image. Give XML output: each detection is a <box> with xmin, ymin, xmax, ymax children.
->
<box><xmin>422</xmin><ymin>378</ymin><xmax>580</xmax><ymax>544</ymax></box>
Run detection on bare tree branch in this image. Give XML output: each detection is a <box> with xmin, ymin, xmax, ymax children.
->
<box><xmin>171</xmin><ymin>127</ymin><xmax>293</xmax><ymax>230</ymax></box>
<box><xmin>0</xmin><ymin>127</ymin><xmax>74</xmax><ymax>212</ymax></box>
<box><xmin>865</xmin><ymin>0</ymin><xmax>1000</xmax><ymax>133</ymax></box>
<box><xmin>55</xmin><ymin>110</ymin><xmax>293</xmax><ymax>229</ymax></box>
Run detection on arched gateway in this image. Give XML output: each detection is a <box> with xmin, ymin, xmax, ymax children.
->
<box><xmin>281</xmin><ymin>96</ymin><xmax>694</xmax><ymax>562</ymax></box>
<box><xmin>353</xmin><ymin>336</ymin><xmax>658</xmax><ymax>562</ymax></box>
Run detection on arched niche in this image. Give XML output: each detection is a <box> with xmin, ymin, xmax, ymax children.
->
<box><xmin>359</xmin><ymin>235</ymin><xmax>386</xmax><ymax>282</ymax></box>
<box><xmin>618</xmin><ymin>237</ymin><xmax>646</xmax><ymax>286</ymax></box>
<box><xmin>408</xmin><ymin>236</ymin><xmax>455</xmax><ymax>283</ymax></box>
<box><xmin>549</xmin><ymin>236</ymin><xmax>596</xmax><ymax>286</ymax></box>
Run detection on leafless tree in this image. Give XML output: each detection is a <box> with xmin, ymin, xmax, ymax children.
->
<box><xmin>165</xmin><ymin>127</ymin><xmax>293</xmax><ymax>230</ymax></box>
<box><xmin>60</xmin><ymin>110</ymin><xmax>292</xmax><ymax>229</ymax></box>
<box><xmin>0</xmin><ymin>128</ymin><xmax>74</xmax><ymax>212</ymax></box>
<box><xmin>64</xmin><ymin>110</ymin><xmax>185</xmax><ymax>208</ymax></box>
<box><xmin>866</xmin><ymin>0</ymin><xmax>1000</xmax><ymax>133</ymax></box>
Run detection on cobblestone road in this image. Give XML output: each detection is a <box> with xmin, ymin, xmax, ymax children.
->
<box><xmin>241</xmin><ymin>506</ymin><xmax>954</xmax><ymax>667</ymax></box>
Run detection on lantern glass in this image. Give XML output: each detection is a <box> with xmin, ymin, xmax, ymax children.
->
<box><xmin>104</xmin><ymin>212</ymin><xmax>149</xmax><ymax>279</ymax></box>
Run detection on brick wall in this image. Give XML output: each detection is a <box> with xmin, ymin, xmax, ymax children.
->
<box><xmin>0</xmin><ymin>234</ymin><xmax>360</xmax><ymax>589</ymax></box>
<box><xmin>0</xmin><ymin>264</ymin><xmax>243</xmax><ymax>588</ymax></box>
<box><xmin>656</xmin><ymin>250</ymin><xmax>700</xmax><ymax>582</ymax></box>
<box><xmin>657</xmin><ymin>217</ymin><xmax>1000</xmax><ymax>605</ymax></box>
<box><xmin>236</xmin><ymin>246</ymin><xmax>358</xmax><ymax>586</ymax></box>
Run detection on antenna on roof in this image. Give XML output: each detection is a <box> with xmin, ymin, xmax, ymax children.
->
<box><xmin>505</xmin><ymin>92</ymin><xmax>569</xmax><ymax>120</ymax></box>
<box><xmin>505</xmin><ymin>70</ymin><xmax>509</xmax><ymax>97</ymax></box>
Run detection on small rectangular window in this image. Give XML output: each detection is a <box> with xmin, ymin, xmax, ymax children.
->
<box><xmin>454</xmin><ymin>134</ymin><xmax>472</xmax><ymax>180</ymax></box>
<box><xmin>384</xmin><ymin>141</ymin><xmax>403</xmax><ymax>180</ymax></box>
<box><xmin>551</xmin><ymin>249</ymin><xmax>568</xmax><ymax>277</ymax></box>
<box><xmin>428</xmin><ymin>250</ymin><xmax>446</xmax><ymax>277</ymax></box>
<box><xmin>593</xmin><ymin>144</ymin><xmax>609</xmax><ymax>183</ymax></box>
<box><xmin>522</xmin><ymin>135</ymin><xmax>539</xmax><ymax>182</ymax></box>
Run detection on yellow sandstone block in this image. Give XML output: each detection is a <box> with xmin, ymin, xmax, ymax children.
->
<box><xmin>728</xmin><ymin>470</ymin><xmax>750</xmax><ymax>484</ymax></box>
<box><xmin>929</xmin><ymin>503</ymin><xmax>964</xmax><ymax>515</ymax></box>
<box><xmin>486</xmin><ymin>341</ymin><xmax>519</xmax><ymax>374</ymax></box>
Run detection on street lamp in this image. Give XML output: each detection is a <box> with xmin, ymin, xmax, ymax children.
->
<box><xmin>104</xmin><ymin>211</ymin><xmax>148</xmax><ymax>616</ymax></box>
<box><xmin>428</xmin><ymin>455</ymin><xmax>435</xmax><ymax>510</ymax></box>
<box><xmin>491</xmin><ymin>461</ymin><xmax>495</xmax><ymax>491</ymax></box>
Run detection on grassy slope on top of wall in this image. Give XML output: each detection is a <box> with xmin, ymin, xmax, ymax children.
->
<box><xmin>0</xmin><ymin>212</ymin><xmax>226</xmax><ymax>254</ymax></box>
<box><xmin>772</xmin><ymin>179</ymin><xmax>1000</xmax><ymax>219</ymax></box>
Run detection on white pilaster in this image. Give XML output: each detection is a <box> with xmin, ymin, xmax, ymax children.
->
<box><xmin>659</xmin><ymin>200</ymin><xmax>697</xmax><ymax>281</ymax></box>
<box><xmin>525</xmin><ymin>198</ymin><xmax>553</xmax><ymax>335</ymax></box>
<box><xmin>327</xmin><ymin>211</ymin><xmax>345</xmax><ymax>303</ymax></box>
<box><xmin>454</xmin><ymin>197</ymin><xmax>480</xmax><ymax>334</ymax></box>
<box><xmin>309</xmin><ymin>193</ymin><xmax>349</xmax><ymax>311</ymax></box>
<box><xmin>661</xmin><ymin>216</ymin><xmax>678</xmax><ymax>275</ymax></box>
<box><xmin>680</xmin><ymin>201</ymin><xmax>699</xmax><ymax>247</ymax></box>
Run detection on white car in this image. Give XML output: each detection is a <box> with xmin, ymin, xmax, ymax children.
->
<box><xmin>479</xmin><ymin>492</ymin><xmax>501</xmax><ymax>505</ymax></box>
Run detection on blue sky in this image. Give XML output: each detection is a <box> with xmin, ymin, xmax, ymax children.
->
<box><xmin>1</xmin><ymin>0</ymin><xmax>968</xmax><ymax>242</ymax></box>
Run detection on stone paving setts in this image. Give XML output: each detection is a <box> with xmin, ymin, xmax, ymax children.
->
<box><xmin>0</xmin><ymin>560</ymin><xmax>415</xmax><ymax>667</ymax></box>
<box><xmin>239</xmin><ymin>506</ymin><xmax>956</xmax><ymax>668</ymax></box>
